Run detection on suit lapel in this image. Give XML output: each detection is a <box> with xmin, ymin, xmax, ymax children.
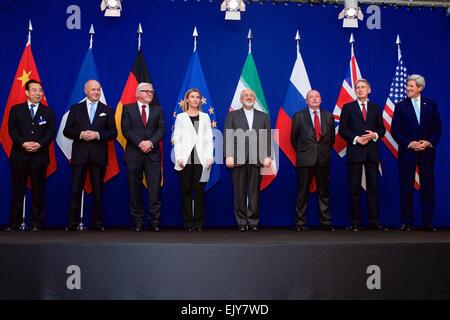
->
<box><xmin>407</xmin><ymin>98</ymin><xmax>420</xmax><ymax>126</ymax></box>
<box><xmin>319</xmin><ymin>109</ymin><xmax>327</xmax><ymax>139</ymax></box>
<box><xmin>354</xmin><ymin>101</ymin><xmax>365</xmax><ymax>123</ymax></box>
<box><xmin>238</xmin><ymin>108</ymin><xmax>250</xmax><ymax>130</ymax></box>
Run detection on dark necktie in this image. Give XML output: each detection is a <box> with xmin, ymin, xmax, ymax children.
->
<box><xmin>142</xmin><ymin>105</ymin><xmax>147</xmax><ymax>127</ymax></box>
<box><xmin>314</xmin><ymin>110</ymin><xmax>321</xmax><ymax>141</ymax></box>
<box><xmin>361</xmin><ymin>102</ymin><xmax>367</xmax><ymax>122</ymax></box>
<box><xmin>30</xmin><ymin>104</ymin><xmax>35</xmax><ymax>120</ymax></box>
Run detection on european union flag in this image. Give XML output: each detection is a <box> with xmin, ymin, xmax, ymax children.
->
<box><xmin>172</xmin><ymin>50</ymin><xmax>220</xmax><ymax>192</ymax></box>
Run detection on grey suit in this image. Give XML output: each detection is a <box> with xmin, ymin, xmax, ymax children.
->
<box><xmin>224</xmin><ymin>108</ymin><xmax>271</xmax><ymax>228</ymax></box>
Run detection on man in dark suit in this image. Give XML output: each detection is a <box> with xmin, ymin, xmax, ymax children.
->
<box><xmin>63</xmin><ymin>80</ymin><xmax>117</xmax><ymax>232</ymax></box>
<box><xmin>6</xmin><ymin>80</ymin><xmax>56</xmax><ymax>231</ymax></box>
<box><xmin>339</xmin><ymin>79</ymin><xmax>386</xmax><ymax>231</ymax></box>
<box><xmin>391</xmin><ymin>74</ymin><xmax>441</xmax><ymax>232</ymax></box>
<box><xmin>224</xmin><ymin>89</ymin><xmax>272</xmax><ymax>232</ymax></box>
<box><xmin>290</xmin><ymin>90</ymin><xmax>335</xmax><ymax>232</ymax></box>
<box><xmin>121</xmin><ymin>83</ymin><xmax>165</xmax><ymax>232</ymax></box>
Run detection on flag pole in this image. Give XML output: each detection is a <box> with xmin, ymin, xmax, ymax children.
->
<box><xmin>295</xmin><ymin>30</ymin><xmax>300</xmax><ymax>56</ymax></box>
<box><xmin>396</xmin><ymin>34</ymin><xmax>402</xmax><ymax>61</ymax></box>
<box><xmin>138</xmin><ymin>23</ymin><xmax>143</xmax><ymax>51</ymax></box>
<box><xmin>193</xmin><ymin>27</ymin><xmax>198</xmax><ymax>52</ymax></box>
<box><xmin>248</xmin><ymin>28</ymin><xmax>252</xmax><ymax>54</ymax></box>
<box><xmin>21</xmin><ymin>20</ymin><xmax>33</xmax><ymax>231</ymax></box>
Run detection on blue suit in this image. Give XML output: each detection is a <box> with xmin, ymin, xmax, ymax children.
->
<box><xmin>391</xmin><ymin>96</ymin><xmax>442</xmax><ymax>228</ymax></box>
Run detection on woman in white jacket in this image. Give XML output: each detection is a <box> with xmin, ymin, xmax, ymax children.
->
<box><xmin>173</xmin><ymin>88</ymin><xmax>214</xmax><ymax>231</ymax></box>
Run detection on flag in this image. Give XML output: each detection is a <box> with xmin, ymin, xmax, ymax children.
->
<box><xmin>172</xmin><ymin>50</ymin><xmax>220</xmax><ymax>192</ymax></box>
<box><xmin>229</xmin><ymin>52</ymin><xmax>276</xmax><ymax>191</ymax></box>
<box><xmin>114</xmin><ymin>49</ymin><xmax>163</xmax><ymax>186</ymax></box>
<box><xmin>275</xmin><ymin>47</ymin><xmax>317</xmax><ymax>192</ymax></box>
<box><xmin>56</xmin><ymin>48</ymin><xmax>119</xmax><ymax>193</ymax></box>
<box><xmin>0</xmin><ymin>42</ymin><xmax>57</xmax><ymax>178</ymax></box>
<box><xmin>381</xmin><ymin>50</ymin><xmax>420</xmax><ymax>189</ymax></box>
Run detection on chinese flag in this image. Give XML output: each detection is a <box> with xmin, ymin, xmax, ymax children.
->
<box><xmin>0</xmin><ymin>43</ymin><xmax>57</xmax><ymax>178</ymax></box>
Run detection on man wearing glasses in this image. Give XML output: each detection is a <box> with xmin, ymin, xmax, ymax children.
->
<box><xmin>121</xmin><ymin>83</ymin><xmax>166</xmax><ymax>232</ymax></box>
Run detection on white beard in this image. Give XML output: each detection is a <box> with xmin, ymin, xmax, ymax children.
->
<box><xmin>243</xmin><ymin>101</ymin><xmax>254</xmax><ymax>108</ymax></box>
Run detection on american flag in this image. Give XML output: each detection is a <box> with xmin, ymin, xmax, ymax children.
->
<box><xmin>382</xmin><ymin>47</ymin><xmax>420</xmax><ymax>189</ymax></box>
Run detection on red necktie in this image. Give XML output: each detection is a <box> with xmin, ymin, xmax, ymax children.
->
<box><xmin>142</xmin><ymin>105</ymin><xmax>147</xmax><ymax>127</ymax></box>
<box><xmin>361</xmin><ymin>102</ymin><xmax>367</xmax><ymax>122</ymax></box>
<box><xmin>314</xmin><ymin>110</ymin><xmax>321</xmax><ymax>141</ymax></box>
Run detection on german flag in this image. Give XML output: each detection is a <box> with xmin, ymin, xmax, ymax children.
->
<box><xmin>0</xmin><ymin>43</ymin><xmax>57</xmax><ymax>178</ymax></box>
<box><xmin>115</xmin><ymin>49</ymin><xmax>162</xmax><ymax>185</ymax></box>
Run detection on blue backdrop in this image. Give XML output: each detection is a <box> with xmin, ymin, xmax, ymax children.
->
<box><xmin>0</xmin><ymin>0</ymin><xmax>449</xmax><ymax>227</ymax></box>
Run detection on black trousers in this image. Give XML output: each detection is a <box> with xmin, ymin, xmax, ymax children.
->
<box><xmin>9</xmin><ymin>162</ymin><xmax>47</xmax><ymax>228</ymax></box>
<box><xmin>178</xmin><ymin>164</ymin><xmax>206</xmax><ymax>229</ymax></box>
<box><xmin>68</xmin><ymin>163</ymin><xmax>106</xmax><ymax>227</ymax></box>
<box><xmin>347</xmin><ymin>161</ymin><xmax>380</xmax><ymax>227</ymax></box>
<box><xmin>399</xmin><ymin>162</ymin><xmax>435</xmax><ymax>227</ymax></box>
<box><xmin>295</xmin><ymin>165</ymin><xmax>332</xmax><ymax>227</ymax></box>
<box><xmin>125</xmin><ymin>161</ymin><xmax>162</xmax><ymax>227</ymax></box>
<box><xmin>231</xmin><ymin>164</ymin><xmax>262</xmax><ymax>227</ymax></box>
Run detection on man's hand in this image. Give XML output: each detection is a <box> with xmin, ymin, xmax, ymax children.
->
<box><xmin>417</xmin><ymin>140</ymin><xmax>431</xmax><ymax>151</ymax></box>
<box><xmin>263</xmin><ymin>157</ymin><xmax>272</xmax><ymax>168</ymax></box>
<box><xmin>22</xmin><ymin>142</ymin><xmax>41</xmax><ymax>152</ymax></box>
<box><xmin>226</xmin><ymin>156</ymin><xmax>234</xmax><ymax>168</ymax></box>
<box><xmin>206</xmin><ymin>158</ymin><xmax>213</xmax><ymax>169</ymax></box>
<box><xmin>409</xmin><ymin>140</ymin><xmax>427</xmax><ymax>151</ymax></box>
<box><xmin>81</xmin><ymin>130</ymin><xmax>99</xmax><ymax>141</ymax></box>
<box><xmin>361</xmin><ymin>130</ymin><xmax>377</xmax><ymax>141</ymax></box>
<box><xmin>177</xmin><ymin>159</ymin><xmax>185</xmax><ymax>169</ymax></box>
<box><xmin>356</xmin><ymin>136</ymin><xmax>369</xmax><ymax>145</ymax></box>
<box><xmin>139</xmin><ymin>140</ymin><xmax>152</xmax><ymax>153</ymax></box>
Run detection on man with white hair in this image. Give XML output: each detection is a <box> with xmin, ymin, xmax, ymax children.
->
<box><xmin>391</xmin><ymin>74</ymin><xmax>442</xmax><ymax>232</ymax></box>
<box><xmin>121</xmin><ymin>83</ymin><xmax>166</xmax><ymax>232</ymax></box>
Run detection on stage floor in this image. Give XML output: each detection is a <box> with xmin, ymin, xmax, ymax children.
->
<box><xmin>1</xmin><ymin>227</ymin><xmax>449</xmax><ymax>300</ymax></box>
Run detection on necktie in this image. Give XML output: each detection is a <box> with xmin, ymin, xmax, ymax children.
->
<box><xmin>314</xmin><ymin>110</ymin><xmax>321</xmax><ymax>141</ymax></box>
<box><xmin>30</xmin><ymin>104</ymin><xmax>35</xmax><ymax>120</ymax></box>
<box><xmin>142</xmin><ymin>105</ymin><xmax>147</xmax><ymax>127</ymax></box>
<box><xmin>89</xmin><ymin>102</ymin><xmax>95</xmax><ymax>124</ymax></box>
<box><xmin>361</xmin><ymin>102</ymin><xmax>367</xmax><ymax>122</ymax></box>
<box><xmin>413</xmin><ymin>98</ymin><xmax>420</xmax><ymax>124</ymax></box>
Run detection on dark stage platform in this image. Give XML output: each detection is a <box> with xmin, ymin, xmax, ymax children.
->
<box><xmin>0</xmin><ymin>227</ymin><xmax>449</xmax><ymax>300</ymax></box>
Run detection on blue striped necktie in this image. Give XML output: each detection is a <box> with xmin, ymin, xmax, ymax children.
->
<box><xmin>413</xmin><ymin>98</ymin><xmax>420</xmax><ymax>124</ymax></box>
<box><xmin>30</xmin><ymin>104</ymin><xmax>35</xmax><ymax>120</ymax></box>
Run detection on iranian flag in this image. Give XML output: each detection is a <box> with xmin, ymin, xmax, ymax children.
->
<box><xmin>229</xmin><ymin>52</ymin><xmax>277</xmax><ymax>190</ymax></box>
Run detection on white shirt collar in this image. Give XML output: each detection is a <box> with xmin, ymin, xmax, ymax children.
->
<box><xmin>27</xmin><ymin>100</ymin><xmax>40</xmax><ymax>108</ymax></box>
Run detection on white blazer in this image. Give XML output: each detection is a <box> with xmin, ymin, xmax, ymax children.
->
<box><xmin>173</xmin><ymin>111</ymin><xmax>214</xmax><ymax>171</ymax></box>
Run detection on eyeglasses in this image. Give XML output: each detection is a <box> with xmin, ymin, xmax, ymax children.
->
<box><xmin>242</xmin><ymin>94</ymin><xmax>255</xmax><ymax>98</ymax></box>
<box><xmin>140</xmin><ymin>90</ymin><xmax>154</xmax><ymax>94</ymax></box>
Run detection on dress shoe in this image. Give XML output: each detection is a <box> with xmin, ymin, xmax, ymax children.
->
<box><xmin>133</xmin><ymin>225</ymin><xmax>145</xmax><ymax>232</ymax></box>
<box><xmin>151</xmin><ymin>225</ymin><xmax>160</xmax><ymax>232</ymax></box>
<box><xmin>368</xmin><ymin>225</ymin><xmax>389</xmax><ymax>231</ymax></box>
<box><xmin>184</xmin><ymin>227</ymin><xmax>193</xmax><ymax>232</ymax></box>
<box><xmin>347</xmin><ymin>226</ymin><xmax>361</xmax><ymax>232</ymax></box>
<box><xmin>320</xmin><ymin>225</ymin><xmax>335</xmax><ymax>232</ymax></box>
<box><xmin>400</xmin><ymin>224</ymin><xmax>413</xmax><ymax>232</ymax></box>
<box><xmin>30</xmin><ymin>226</ymin><xmax>42</xmax><ymax>232</ymax></box>
<box><xmin>423</xmin><ymin>225</ymin><xmax>437</xmax><ymax>232</ymax></box>
<box><xmin>249</xmin><ymin>226</ymin><xmax>259</xmax><ymax>232</ymax></box>
<box><xmin>91</xmin><ymin>225</ymin><xmax>105</xmax><ymax>232</ymax></box>
<box><xmin>197</xmin><ymin>227</ymin><xmax>205</xmax><ymax>232</ymax></box>
<box><xmin>65</xmin><ymin>225</ymin><xmax>77</xmax><ymax>232</ymax></box>
<box><xmin>295</xmin><ymin>226</ymin><xmax>309</xmax><ymax>232</ymax></box>
<box><xmin>5</xmin><ymin>226</ymin><xmax>20</xmax><ymax>232</ymax></box>
<box><xmin>237</xmin><ymin>226</ymin><xmax>246</xmax><ymax>232</ymax></box>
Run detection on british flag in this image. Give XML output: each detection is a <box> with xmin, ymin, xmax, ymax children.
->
<box><xmin>382</xmin><ymin>43</ymin><xmax>420</xmax><ymax>189</ymax></box>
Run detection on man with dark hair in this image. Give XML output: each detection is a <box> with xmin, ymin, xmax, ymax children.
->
<box><xmin>6</xmin><ymin>79</ymin><xmax>56</xmax><ymax>231</ymax></box>
<box><xmin>391</xmin><ymin>74</ymin><xmax>442</xmax><ymax>232</ymax></box>
<box><xmin>121</xmin><ymin>83</ymin><xmax>166</xmax><ymax>232</ymax></box>
<box><xmin>63</xmin><ymin>80</ymin><xmax>117</xmax><ymax>232</ymax></box>
<box><xmin>339</xmin><ymin>79</ymin><xmax>386</xmax><ymax>231</ymax></box>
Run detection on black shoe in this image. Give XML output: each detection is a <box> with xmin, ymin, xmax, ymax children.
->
<box><xmin>400</xmin><ymin>224</ymin><xmax>413</xmax><ymax>232</ymax></box>
<box><xmin>368</xmin><ymin>225</ymin><xmax>389</xmax><ymax>231</ymax></box>
<box><xmin>237</xmin><ymin>226</ymin><xmax>246</xmax><ymax>232</ymax></box>
<box><xmin>91</xmin><ymin>225</ymin><xmax>105</xmax><ymax>232</ymax></box>
<box><xmin>197</xmin><ymin>227</ymin><xmax>205</xmax><ymax>232</ymax></box>
<box><xmin>5</xmin><ymin>226</ymin><xmax>20</xmax><ymax>232</ymax></box>
<box><xmin>65</xmin><ymin>225</ymin><xmax>77</xmax><ymax>232</ymax></box>
<box><xmin>151</xmin><ymin>225</ymin><xmax>160</xmax><ymax>232</ymax></box>
<box><xmin>133</xmin><ymin>225</ymin><xmax>145</xmax><ymax>232</ymax></box>
<box><xmin>184</xmin><ymin>227</ymin><xmax>193</xmax><ymax>232</ymax></box>
<box><xmin>30</xmin><ymin>226</ymin><xmax>42</xmax><ymax>232</ymax></box>
<box><xmin>347</xmin><ymin>226</ymin><xmax>361</xmax><ymax>232</ymax></box>
<box><xmin>320</xmin><ymin>225</ymin><xmax>335</xmax><ymax>232</ymax></box>
<box><xmin>295</xmin><ymin>226</ymin><xmax>309</xmax><ymax>232</ymax></box>
<box><xmin>423</xmin><ymin>225</ymin><xmax>437</xmax><ymax>232</ymax></box>
<box><xmin>249</xmin><ymin>226</ymin><xmax>259</xmax><ymax>232</ymax></box>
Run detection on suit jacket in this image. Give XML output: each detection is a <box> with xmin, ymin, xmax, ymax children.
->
<box><xmin>290</xmin><ymin>108</ymin><xmax>335</xmax><ymax>167</ymax></box>
<box><xmin>173</xmin><ymin>112</ymin><xmax>214</xmax><ymax>171</ymax></box>
<box><xmin>63</xmin><ymin>100</ymin><xmax>117</xmax><ymax>166</ymax></box>
<box><xmin>8</xmin><ymin>102</ymin><xmax>56</xmax><ymax>164</ymax></box>
<box><xmin>121</xmin><ymin>102</ymin><xmax>166</xmax><ymax>163</ymax></box>
<box><xmin>338</xmin><ymin>100</ymin><xmax>386</xmax><ymax>163</ymax></box>
<box><xmin>223</xmin><ymin>108</ymin><xmax>271</xmax><ymax>167</ymax></box>
<box><xmin>391</xmin><ymin>96</ymin><xmax>442</xmax><ymax>164</ymax></box>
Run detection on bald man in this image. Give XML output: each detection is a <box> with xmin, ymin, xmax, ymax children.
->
<box><xmin>63</xmin><ymin>80</ymin><xmax>117</xmax><ymax>231</ymax></box>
